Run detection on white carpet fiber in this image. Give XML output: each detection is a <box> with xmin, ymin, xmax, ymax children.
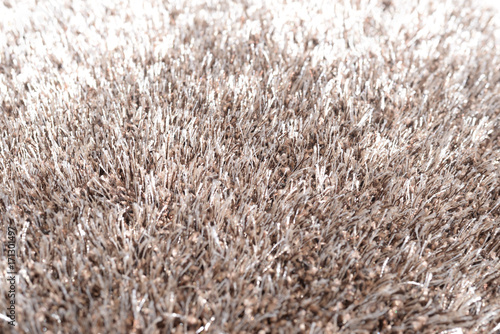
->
<box><xmin>1</xmin><ymin>0</ymin><xmax>499</xmax><ymax>333</ymax></box>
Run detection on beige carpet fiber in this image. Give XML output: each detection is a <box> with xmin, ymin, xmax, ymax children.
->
<box><xmin>1</xmin><ymin>0</ymin><xmax>500</xmax><ymax>333</ymax></box>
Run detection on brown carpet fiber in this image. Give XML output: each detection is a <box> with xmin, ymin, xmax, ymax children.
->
<box><xmin>1</xmin><ymin>0</ymin><xmax>500</xmax><ymax>333</ymax></box>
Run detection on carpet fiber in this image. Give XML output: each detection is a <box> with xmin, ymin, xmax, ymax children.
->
<box><xmin>1</xmin><ymin>0</ymin><xmax>500</xmax><ymax>333</ymax></box>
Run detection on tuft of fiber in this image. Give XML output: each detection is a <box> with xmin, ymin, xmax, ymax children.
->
<box><xmin>1</xmin><ymin>0</ymin><xmax>499</xmax><ymax>333</ymax></box>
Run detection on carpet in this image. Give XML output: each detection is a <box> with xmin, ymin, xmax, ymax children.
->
<box><xmin>1</xmin><ymin>0</ymin><xmax>499</xmax><ymax>333</ymax></box>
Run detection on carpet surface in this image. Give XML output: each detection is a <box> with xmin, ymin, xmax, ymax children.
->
<box><xmin>1</xmin><ymin>0</ymin><xmax>500</xmax><ymax>333</ymax></box>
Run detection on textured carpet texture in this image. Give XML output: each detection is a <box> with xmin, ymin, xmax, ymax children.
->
<box><xmin>1</xmin><ymin>0</ymin><xmax>500</xmax><ymax>333</ymax></box>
